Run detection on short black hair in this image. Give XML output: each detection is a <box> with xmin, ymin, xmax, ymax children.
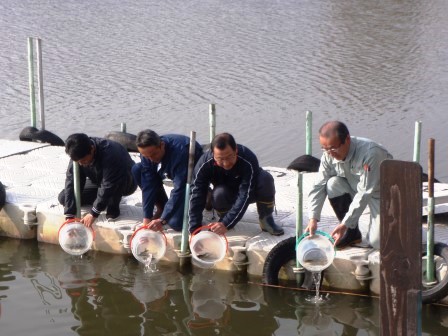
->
<box><xmin>211</xmin><ymin>132</ymin><xmax>237</xmax><ymax>151</ymax></box>
<box><xmin>136</xmin><ymin>129</ymin><xmax>161</xmax><ymax>148</ymax></box>
<box><xmin>319</xmin><ymin>121</ymin><xmax>350</xmax><ymax>144</ymax></box>
<box><xmin>65</xmin><ymin>133</ymin><xmax>92</xmax><ymax>161</ymax></box>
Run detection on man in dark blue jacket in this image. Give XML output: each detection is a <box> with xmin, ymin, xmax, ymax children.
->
<box><xmin>58</xmin><ymin>133</ymin><xmax>137</xmax><ymax>227</ymax></box>
<box><xmin>189</xmin><ymin>132</ymin><xmax>284</xmax><ymax>236</ymax></box>
<box><xmin>132</xmin><ymin>129</ymin><xmax>203</xmax><ymax>231</ymax></box>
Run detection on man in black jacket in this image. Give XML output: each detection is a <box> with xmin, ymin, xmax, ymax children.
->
<box><xmin>189</xmin><ymin>132</ymin><xmax>284</xmax><ymax>236</ymax></box>
<box><xmin>58</xmin><ymin>133</ymin><xmax>137</xmax><ymax>227</ymax></box>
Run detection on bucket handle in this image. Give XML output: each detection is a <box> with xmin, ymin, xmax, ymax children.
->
<box><xmin>296</xmin><ymin>230</ymin><xmax>335</xmax><ymax>252</ymax></box>
<box><xmin>58</xmin><ymin>218</ymin><xmax>95</xmax><ymax>240</ymax></box>
<box><xmin>129</xmin><ymin>224</ymin><xmax>168</xmax><ymax>247</ymax></box>
<box><xmin>189</xmin><ymin>224</ymin><xmax>229</xmax><ymax>252</ymax></box>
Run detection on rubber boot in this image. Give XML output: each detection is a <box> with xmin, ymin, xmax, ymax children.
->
<box><xmin>205</xmin><ymin>189</ymin><xmax>213</xmax><ymax>211</ymax></box>
<box><xmin>153</xmin><ymin>202</ymin><xmax>165</xmax><ymax>220</ymax></box>
<box><xmin>216</xmin><ymin>210</ymin><xmax>227</xmax><ymax>222</ymax></box>
<box><xmin>329</xmin><ymin>194</ymin><xmax>362</xmax><ymax>249</ymax></box>
<box><xmin>257</xmin><ymin>201</ymin><xmax>284</xmax><ymax>236</ymax></box>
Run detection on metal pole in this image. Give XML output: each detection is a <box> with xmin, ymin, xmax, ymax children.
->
<box><xmin>180</xmin><ymin>131</ymin><xmax>196</xmax><ymax>258</ymax></box>
<box><xmin>73</xmin><ymin>162</ymin><xmax>82</xmax><ymax>218</ymax></box>
<box><xmin>209</xmin><ymin>104</ymin><xmax>216</xmax><ymax>144</ymax></box>
<box><xmin>27</xmin><ymin>37</ymin><xmax>36</xmax><ymax>128</ymax></box>
<box><xmin>413</xmin><ymin>121</ymin><xmax>422</xmax><ymax>163</ymax></box>
<box><xmin>295</xmin><ymin>111</ymin><xmax>312</xmax><ymax>269</ymax></box>
<box><xmin>426</xmin><ymin>138</ymin><xmax>435</xmax><ymax>283</ymax></box>
<box><xmin>120</xmin><ymin>122</ymin><xmax>127</xmax><ymax>133</ymax></box>
<box><xmin>36</xmin><ymin>38</ymin><xmax>45</xmax><ymax>130</ymax></box>
<box><xmin>305</xmin><ymin>110</ymin><xmax>312</xmax><ymax>155</ymax></box>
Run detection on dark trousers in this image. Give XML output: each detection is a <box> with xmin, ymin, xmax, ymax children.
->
<box><xmin>58</xmin><ymin>172</ymin><xmax>137</xmax><ymax>214</ymax></box>
<box><xmin>212</xmin><ymin>169</ymin><xmax>275</xmax><ymax>212</ymax></box>
<box><xmin>132</xmin><ymin>163</ymin><xmax>185</xmax><ymax>231</ymax></box>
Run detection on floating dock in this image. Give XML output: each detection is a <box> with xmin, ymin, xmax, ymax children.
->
<box><xmin>1</xmin><ymin>140</ymin><xmax>448</xmax><ymax>302</ymax></box>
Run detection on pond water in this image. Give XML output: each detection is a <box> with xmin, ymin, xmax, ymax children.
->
<box><xmin>1</xmin><ymin>238</ymin><xmax>448</xmax><ymax>335</ymax></box>
<box><xmin>1</xmin><ymin>0</ymin><xmax>448</xmax><ymax>180</ymax></box>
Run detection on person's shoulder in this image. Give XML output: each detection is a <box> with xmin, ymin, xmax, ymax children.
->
<box><xmin>353</xmin><ymin>137</ymin><xmax>390</xmax><ymax>154</ymax></box>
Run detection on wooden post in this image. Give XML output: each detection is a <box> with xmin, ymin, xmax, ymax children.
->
<box><xmin>426</xmin><ymin>138</ymin><xmax>436</xmax><ymax>283</ymax></box>
<box><xmin>380</xmin><ymin>160</ymin><xmax>422</xmax><ymax>336</ymax></box>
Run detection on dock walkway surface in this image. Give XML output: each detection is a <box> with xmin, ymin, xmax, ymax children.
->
<box><xmin>1</xmin><ymin>140</ymin><xmax>448</xmax><ymax>301</ymax></box>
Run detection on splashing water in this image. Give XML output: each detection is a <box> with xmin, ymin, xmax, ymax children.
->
<box><xmin>305</xmin><ymin>271</ymin><xmax>328</xmax><ymax>304</ymax></box>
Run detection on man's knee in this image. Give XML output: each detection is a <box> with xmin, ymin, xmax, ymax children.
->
<box><xmin>212</xmin><ymin>185</ymin><xmax>236</xmax><ymax>212</ymax></box>
<box><xmin>326</xmin><ymin>176</ymin><xmax>352</xmax><ymax>199</ymax></box>
<box><xmin>131</xmin><ymin>163</ymin><xmax>143</xmax><ymax>187</ymax></box>
<box><xmin>58</xmin><ymin>190</ymin><xmax>65</xmax><ymax>206</ymax></box>
<box><xmin>255</xmin><ymin>170</ymin><xmax>275</xmax><ymax>202</ymax></box>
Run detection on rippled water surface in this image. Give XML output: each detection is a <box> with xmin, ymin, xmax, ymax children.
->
<box><xmin>2</xmin><ymin>238</ymin><xmax>448</xmax><ymax>335</ymax></box>
<box><xmin>1</xmin><ymin>0</ymin><xmax>448</xmax><ymax>179</ymax></box>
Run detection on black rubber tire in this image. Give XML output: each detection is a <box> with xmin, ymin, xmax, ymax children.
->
<box><xmin>19</xmin><ymin>126</ymin><xmax>64</xmax><ymax>146</ymax></box>
<box><xmin>422</xmin><ymin>242</ymin><xmax>448</xmax><ymax>304</ymax></box>
<box><xmin>263</xmin><ymin>236</ymin><xmax>299</xmax><ymax>285</ymax></box>
<box><xmin>287</xmin><ymin>154</ymin><xmax>321</xmax><ymax>172</ymax></box>
<box><xmin>0</xmin><ymin>181</ymin><xmax>5</xmax><ymax>211</ymax></box>
<box><xmin>104</xmin><ymin>131</ymin><xmax>138</xmax><ymax>152</ymax></box>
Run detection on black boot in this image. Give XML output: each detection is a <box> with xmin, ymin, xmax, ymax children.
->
<box><xmin>257</xmin><ymin>201</ymin><xmax>284</xmax><ymax>236</ymax></box>
<box><xmin>329</xmin><ymin>194</ymin><xmax>362</xmax><ymax>249</ymax></box>
<box><xmin>216</xmin><ymin>210</ymin><xmax>227</xmax><ymax>222</ymax></box>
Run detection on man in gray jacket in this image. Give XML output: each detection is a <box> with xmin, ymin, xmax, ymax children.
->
<box><xmin>305</xmin><ymin>121</ymin><xmax>392</xmax><ymax>249</ymax></box>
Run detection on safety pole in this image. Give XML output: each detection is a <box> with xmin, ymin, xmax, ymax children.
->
<box><xmin>121</xmin><ymin>122</ymin><xmax>127</xmax><ymax>133</ymax></box>
<box><xmin>295</xmin><ymin>111</ymin><xmax>312</xmax><ymax>269</ymax></box>
<box><xmin>180</xmin><ymin>131</ymin><xmax>196</xmax><ymax>265</ymax></box>
<box><xmin>209</xmin><ymin>104</ymin><xmax>216</xmax><ymax>144</ymax></box>
<box><xmin>426</xmin><ymin>138</ymin><xmax>436</xmax><ymax>284</ymax></box>
<box><xmin>305</xmin><ymin>110</ymin><xmax>312</xmax><ymax>156</ymax></box>
<box><xmin>36</xmin><ymin>38</ymin><xmax>45</xmax><ymax>130</ymax></box>
<box><xmin>413</xmin><ymin>121</ymin><xmax>422</xmax><ymax>163</ymax></box>
<box><xmin>27</xmin><ymin>37</ymin><xmax>36</xmax><ymax>128</ymax></box>
<box><xmin>73</xmin><ymin>162</ymin><xmax>82</xmax><ymax>218</ymax></box>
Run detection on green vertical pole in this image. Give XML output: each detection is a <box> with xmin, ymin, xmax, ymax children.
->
<box><xmin>73</xmin><ymin>162</ymin><xmax>82</xmax><ymax>218</ymax></box>
<box><xmin>413</xmin><ymin>121</ymin><xmax>422</xmax><ymax>163</ymax></box>
<box><xmin>27</xmin><ymin>37</ymin><xmax>36</xmax><ymax>128</ymax></box>
<box><xmin>209</xmin><ymin>104</ymin><xmax>216</xmax><ymax>144</ymax></box>
<box><xmin>426</xmin><ymin>138</ymin><xmax>435</xmax><ymax>283</ymax></box>
<box><xmin>180</xmin><ymin>131</ymin><xmax>196</xmax><ymax>259</ymax></box>
<box><xmin>305</xmin><ymin>110</ymin><xmax>312</xmax><ymax>155</ymax></box>
<box><xmin>36</xmin><ymin>38</ymin><xmax>45</xmax><ymax>130</ymax></box>
<box><xmin>296</xmin><ymin>111</ymin><xmax>312</xmax><ymax>269</ymax></box>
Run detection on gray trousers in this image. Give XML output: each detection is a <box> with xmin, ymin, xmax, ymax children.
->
<box><xmin>327</xmin><ymin>176</ymin><xmax>380</xmax><ymax>249</ymax></box>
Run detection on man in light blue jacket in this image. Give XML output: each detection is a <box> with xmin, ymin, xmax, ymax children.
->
<box><xmin>305</xmin><ymin>121</ymin><xmax>393</xmax><ymax>249</ymax></box>
<box><xmin>132</xmin><ymin>130</ymin><xmax>203</xmax><ymax>232</ymax></box>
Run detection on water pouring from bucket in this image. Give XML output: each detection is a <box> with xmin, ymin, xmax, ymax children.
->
<box><xmin>296</xmin><ymin>230</ymin><xmax>335</xmax><ymax>303</ymax></box>
<box><xmin>130</xmin><ymin>226</ymin><xmax>167</xmax><ymax>272</ymax></box>
<box><xmin>190</xmin><ymin>225</ymin><xmax>228</xmax><ymax>269</ymax></box>
<box><xmin>58</xmin><ymin>218</ymin><xmax>94</xmax><ymax>256</ymax></box>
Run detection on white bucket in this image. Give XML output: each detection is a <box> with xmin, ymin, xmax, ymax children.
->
<box><xmin>58</xmin><ymin>220</ymin><xmax>94</xmax><ymax>256</ymax></box>
<box><xmin>190</xmin><ymin>227</ymin><xmax>227</xmax><ymax>268</ymax></box>
<box><xmin>296</xmin><ymin>231</ymin><xmax>335</xmax><ymax>272</ymax></box>
<box><xmin>130</xmin><ymin>227</ymin><xmax>166</xmax><ymax>265</ymax></box>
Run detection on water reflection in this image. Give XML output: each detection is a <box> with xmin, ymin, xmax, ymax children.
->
<box><xmin>1</xmin><ymin>238</ymin><xmax>448</xmax><ymax>335</ymax></box>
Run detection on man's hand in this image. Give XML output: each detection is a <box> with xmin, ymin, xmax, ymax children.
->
<box><xmin>305</xmin><ymin>218</ymin><xmax>318</xmax><ymax>236</ymax></box>
<box><xmin>147</xmin><ymin>218</ymin><xmax>164</xmax><ymax>232</ymax></box>
<box><xmin>331</xmin><ymin>223</ymin><xmax>347</xmax><ymax>246</ymax></box>
<box><xmin>209</xmin><ymin>222</ymin><xmax>227</xmax><ymax>235</ymax></box>
<box><xmin>81</xmin><ymin>213</ymin><xmax>96</xmax><ymax>228</ymax></box>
